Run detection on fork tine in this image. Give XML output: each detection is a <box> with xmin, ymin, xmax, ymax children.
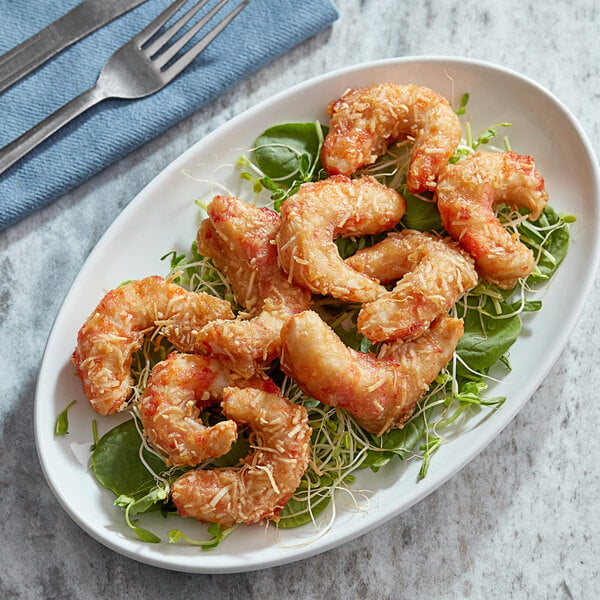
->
<box><xmin>152</xmin><ymin>0</ymin><xmax>229</xmax><ymax>68</ymax></box>
<box><xmin>162</xmin><ymin>0</ymin><xmax>248</xmax><ymax>77</ymax></box>
<box><xmin>144</xmin><ymin>0</ymin><xmax>211</xmax><ymax>57</ymax></box>
<box><xmin>133</xmin><ymin>0</ymin><xmax>189</xmax><ymax>46</ymax></box>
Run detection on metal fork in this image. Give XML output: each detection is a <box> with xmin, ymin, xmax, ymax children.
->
<box><xmin>0</xmin><ymin>0</ymin><xmax>248</xmax><ymax>176</ymax></box>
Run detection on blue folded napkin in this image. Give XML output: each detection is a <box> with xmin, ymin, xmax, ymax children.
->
<box><xmin>0</xmin><ymin>0</ymin><xmax>338</xmax><ymax>231</ymax></box>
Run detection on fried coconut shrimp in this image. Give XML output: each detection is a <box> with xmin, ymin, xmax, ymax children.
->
<box><xmin>171</xmin><ymin>386</ymin><xmax>311</xmax><ymax>526</ymax></box>
<box><xmin>436</xmin><ymin>151</ymin><xmax>548</xmax><ymax>289</ymax></box>
<box><xmin>321</xmin><ymin>83</ymin><xmax>462</xmax><ymax>193</ymax></box>
<box><xmin>138</xmin><ymin>353</ymin><xmax>277</xmax><ymax>467</ymax></box>
<box><xmin>346</xmin><ymin>230</ymin><xmax>478</xmax><ymax>342</ymax></box>
<box><xmin>280</xmin><ymin>310</ymin><xmax>463</xmax><ymax>435</ymax></box>
<box><xmin>72</xmin><ymin>276</ymin><xmax>233</xmax><ymax>415</ymax></box>
<box><xmin>167</xmin><ymin>196</ymin><xmax>311</xmax><ymax>377</ymax></box>
<box><xmin>277</xmin><ymin>175</ymin><xmax>405</xmax><ymax>303</ymax></box>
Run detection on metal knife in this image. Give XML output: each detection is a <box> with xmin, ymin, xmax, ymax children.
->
<box><xmin>0</xmin><ymin>0</ymin><xmax>149</xmax><ymax>94</ymax></box>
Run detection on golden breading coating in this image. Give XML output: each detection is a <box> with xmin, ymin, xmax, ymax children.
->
<box><xmin>187</xmin><ymin>301</ymin><xmax>295</xmax><ymax>378</ymax></box>
<box><xmin>346</xmin><ymin>230</ymin><xmax>478</xmax><ymax>342</ymax></box>
<box><xmin>198</xmin><ymin>196</ymin><xmax>310</xmax><ymax>316</ymax></box>
<box><xmin>321</xmin><ymin>83</ymin><xmax>462</xmax><ymax>192</ymax></box>
<box><xmin>138</xmin><ymin>353</ymin><xmax>277</xmax><ymax>468</ymax></box>
<box><xmin>71</xmin><ymin>276</ymin><xmax>234</xmax><ymax>415</ymax></box>
<box><xmin>165</xmin><ymin>196</ymin><xmax>312</xmax><ymax>377</ymax></box>
<box><xmin>436</xmin><ymin>151</ymin><xmax>548</xmax><ymax>289</ymax></box>
<box><xmin>171</xmin><ymin>386</ymin><xmax>311</xmax><ymax>526</ymax></box>
<box><xmin>280</xmin><ymin>310</ymin><xmax>463</xmax><ymax>435</ymax></box>
<box><xmin>276</xmin><ymin>175</ymin><xmax>405</xmax><ymax>303</ymax></box>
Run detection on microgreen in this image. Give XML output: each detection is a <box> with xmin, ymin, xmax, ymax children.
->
<box><xmin>456</xmin><ymin>92</ymin><xmax>470</xmax><ymax>115</ymax></box>
<box><xmin>55</xmin><ymin>400</ymin><xmax>77</xmax><ymax>435</ymax></box>
<box><xmin>168</xmin><ymin>523</ymin><xmax>238</xmax><ymax>550</ymax></box>
<box><xmin>114</xmin><ymin>490</ymin><xmax>168</xmax><ymax>543</ymax></box>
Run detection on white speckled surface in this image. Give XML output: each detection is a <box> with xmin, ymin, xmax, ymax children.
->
<box><xmin>1</xmin><ymin>0</ymin><xmax>599</xmax><ymax>598</ymax></box>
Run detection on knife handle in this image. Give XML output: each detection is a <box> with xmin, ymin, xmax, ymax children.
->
<box><xmin>0</xmin><ymin>86</ymin><xmax>108</xmax><ymax>176</ymax></box>
<box><xmin>0</xmin><ymin>26</ymin><xmax>64</xmax><ymax>93</ymax></box>
<box><xmin>0</xmin><ymin>0</ymin><xmax>148</xmax><ymax>94</ymax></box>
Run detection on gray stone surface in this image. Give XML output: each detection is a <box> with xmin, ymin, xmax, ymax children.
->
<box><xmin>1</xmin><ymin>1</ymin><xmax>599</xmax><ymax>598</ymax></box>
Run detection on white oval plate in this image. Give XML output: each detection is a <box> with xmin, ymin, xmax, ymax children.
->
<box><xmin>35</xmin><ymin>57</ymin><xmax>600</xmax><ymax>573</ymax></box>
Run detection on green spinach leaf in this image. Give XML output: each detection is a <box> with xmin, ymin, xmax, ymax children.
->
<box><xmin>253</xmin><ymin>121</ymin><xmax>327</xmax><ymax>188</ymax></box>
<box><xmin>522</xmin><ymin>205</ymin><xmax>572</xmax><ymax>284</ymax></box>
<box><xmin>277</xmin><ymin>492</ymin><xmax>332</xmax><ymax>529</ymax></box>
<box><xmin>456</xmin><ymin>297</ymin><xmax>522</xmax><ymax>376</ymax></box>
<box><xmin>401</xmin><ymin>193</ymin><xmax>443</xmax><ymax>232</ymax></box>
<box><xmin>91</xmin><ymin>419</ymin><xmax>167</xmax><ymax>499</ymax></box>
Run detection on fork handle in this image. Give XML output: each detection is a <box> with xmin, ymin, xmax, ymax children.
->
<box><xmin>0</xmin><ymin>85</ymin><xmax>108</xmax><ymax>176</ymax></box>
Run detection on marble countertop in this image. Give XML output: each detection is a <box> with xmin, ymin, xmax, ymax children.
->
<box><xmin>1</xmin><ymin>0</ymin><xmax>599</xmax><ymax>598</ymax></box>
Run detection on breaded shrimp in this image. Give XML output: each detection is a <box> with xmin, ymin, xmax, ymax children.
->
<box><xmin>72</xmin><ymin>276</ymin><xmax>234</xmax><ymax>415</ymax></box>
<box><xmin>346</xmin><ymin>230</ymin><xmax>478</xmax><ymax>342</ymax></box>
<box><xmin>138</xmin><ymin>354</ymin><xmax>236</xmax><ymax>467</ymax></box>
<box><xmin>436</xmin><ymin>151</ymin><xmax>548</xmax><ymax>289</ymax></box>
<box><xmin>199</xmin><ymin>196</ymin><xmax>311</xmax><ymax>316</ymax></box>
<box><xmin>167</xmin><ymin>196</ymin><xmax>311</xmax><ymax>377</ymax></box>
<box><xmin>276</xmin><ymin>175</ymin><xmax>406</xmax><ymax>303</ymax></box>
<box><xmin>188</xmin><ymin>301</ymin><xmax>296</xmax><ymax>378</ymax></box>
<box><xmin>171</xmin><ymin>386</ymin><xmax>311</xmax><ymax>526</ymax></box>
<box><xmin>138</xmin><ymin>353</ymin><xmax>279</xmax><ymax>467</ymax></box>
<box><xmin>321</xmin><ymin>83</ymin><xmax>462</xmax><ymax>193</ymax></box>
<box><xmin>280</xmin><ymin>310</ymin><xmax>463</xmax><ymax>434</ymax></box>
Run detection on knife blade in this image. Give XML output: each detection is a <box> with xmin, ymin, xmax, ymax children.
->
<box><xmin>0</xmin><ymin>0</ymin><xmax>149</xmax><ymax>94</ymax></box>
